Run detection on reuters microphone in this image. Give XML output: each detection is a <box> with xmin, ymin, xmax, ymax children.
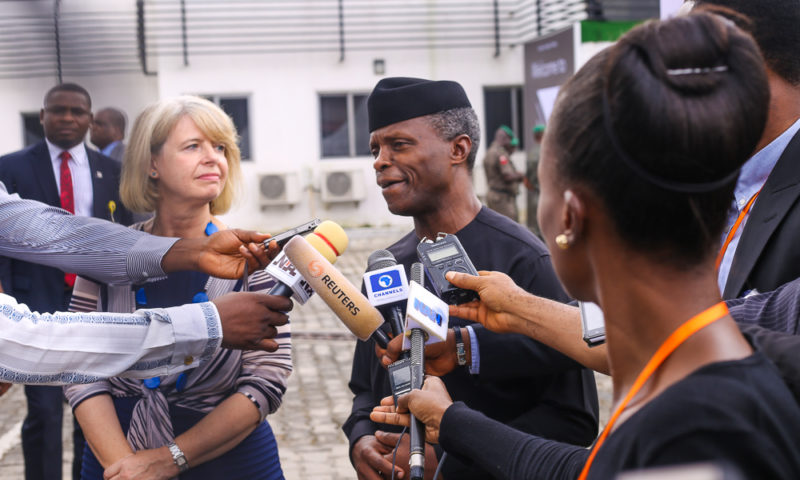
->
<box><xmin>267</xmin><ymin>220</ymin><xmax>348</xmax><ymax>303</ymax></box>
<box><xmin>282</xmin><ymin>235</ymin><xmax>391</xmax><ymax>348</ymax></box>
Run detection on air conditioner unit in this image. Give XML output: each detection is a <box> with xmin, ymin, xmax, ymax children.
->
<box><xmin>258</xmin><ymin>172</ymin><xmax>300</xmax><ymax>208</ymax></box>
<box><xmin>320</xmin><ymin>168</ymin><xmax>366</xmax><ymax>204</ymax></box>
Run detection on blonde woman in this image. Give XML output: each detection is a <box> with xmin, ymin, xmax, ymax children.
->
<box><xmin>66</xmin><ymin>96</ymin><xmax>289</xmax><ymax>480</ymax></box>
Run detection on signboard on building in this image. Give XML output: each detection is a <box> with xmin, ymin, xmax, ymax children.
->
<box><xmin>522</xmin><ymin>24</ymin><xmax>576</xmax><ymax>138</ymax></box>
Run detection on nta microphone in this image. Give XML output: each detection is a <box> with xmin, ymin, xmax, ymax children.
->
<box><xmin>406</xmin><ymin>262</ymin><xmax>449</xmax><ymax>480</ymax></box>
<box><xmin>363</xmin><ymin>249</ymin><xmax>409</xmax><ymax>336</ymax></box>
<box><xmin>402</xmin><ymin>265</ymin><xmax>450</xmax><ymax>350</ymax></box>
<box><xmin>282</xmin><ymin>235</ymin><xmax>390</xmax><ymax>348</ymax></box>
<box><xmin>267</xmin><ymin>220</ymin><xmax>348</xmax><ymax>301</ymax></box>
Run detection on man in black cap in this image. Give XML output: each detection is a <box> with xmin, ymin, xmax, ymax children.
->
<box><xmin>343</xmin><ymin>77</ymin><xmax>598</xmax><ymax>480</ymax></box>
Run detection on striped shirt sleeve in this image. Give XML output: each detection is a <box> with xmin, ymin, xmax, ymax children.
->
<box><xmin>0</xmin><ymin>292</ymin><xmax>221</xmax><ymax>384</ymax></box>
<box><xmin>0</xmin><ymin>182</ymin><xmax>174</xmax><ymax>285</ymax></box>
<box><xmin>728</xmin><ymin>278</ymin><xmax>800</xmax><ymax>335</ymax></box>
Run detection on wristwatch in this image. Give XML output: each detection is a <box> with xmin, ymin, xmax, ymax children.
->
<box><xmin>453</xmin><ymin>327</ymin><xmax>467</xmax><ymax>366</ymax></box>
<box><xmin>168</xmin><ymin>442</ymin><xmax>189</xmax><ymax>473</ymax></box>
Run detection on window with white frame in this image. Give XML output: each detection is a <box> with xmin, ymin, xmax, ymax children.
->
<box><xmin>319</xmin><ymin>93</ymin><xmax>370</xmax><ymax>158</ymax></box>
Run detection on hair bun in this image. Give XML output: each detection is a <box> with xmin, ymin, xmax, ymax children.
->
<box><xmin>622</xmin><ymin>14</ymin><xmax>738</xmax><ymax>94</ymax></box>
<box><xmin>601</xmin><ymin>10</ymin><xmax>768</xmax><ymax>188</ymax></box>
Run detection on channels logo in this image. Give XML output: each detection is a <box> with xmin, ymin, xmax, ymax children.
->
<box><xmin>370</xmin><ymin>270</ymin><xmax>401</xmax><ymax>293</ymax></box>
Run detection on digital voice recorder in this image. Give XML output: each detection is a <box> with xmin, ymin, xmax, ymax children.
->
<box><xmin>416</xmin><ymin>233</ymin><xmax>479</xmax><ymax>305</ymax></box>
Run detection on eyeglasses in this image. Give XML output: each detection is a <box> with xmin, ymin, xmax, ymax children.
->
<box><xmin>44</xmin><ymin>106</ymin><xmax>90</xmax><ymax>117</ymax></box>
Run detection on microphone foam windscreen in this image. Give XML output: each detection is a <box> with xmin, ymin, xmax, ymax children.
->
<box><xmin>284</xmin><ymin>235</ymin><xmax>384</xmax><ymax>340</ymax></box>
<box><xmin>367</xmin><ymin>249</ymin><xmax>397</xmax><ymax>271</ymax></box>
<box><xmin>410</xmin><ymin>262</ymin><xmax>425</xmax><ymax>287</ymax></box>
<box><xmin>307</xmin><ymin>220</ymin><xmax>348</xmax><ymax>263</ymax></box>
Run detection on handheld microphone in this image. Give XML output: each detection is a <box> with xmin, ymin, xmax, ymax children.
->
<box><xmin>363</xmin><ymin>249</ymin><xmax>408</xmax><ymax>336</ymax></box>
<box><xmin>402</xmin><ymin>270</ymin><xmax>450</xmax><ymax>351</ymax></box>
<box><xmin>282</xmin><ymin>235</ymin><xmax>390</xmax><ymax>348</ymax></box>
<box><xmin>267</xmin><ymin>220</ymin><xmax>348</xmax><ymax>303</ymax></box>
<box><xmin>407</xmin><ymin>262</ymin><xmax>445</xmax><ymax>480</ymax></box>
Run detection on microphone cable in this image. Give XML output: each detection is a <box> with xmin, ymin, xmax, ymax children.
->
<box><xmin>391</xmin><ymin>427</ymin><xmax>408</xmax><ymax>480</ymax></box>
<box><xmin>388</xmin><ymin>429</ymin><xmax>449</xmax><ymax>479</ymax></box>
<box><xmin>433</xmin><ymin>452</ymin><xmax>448</xmax><ymax>480</ymax></box>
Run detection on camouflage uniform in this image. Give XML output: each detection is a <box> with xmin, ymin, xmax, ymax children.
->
<box><xmin>525</xmin><ymin>142</ymin><xmax>541</xmax><ymax>235</ymax></box>
<box><xmin>483</xmin><ymin>140</ymin><xmax>522</xmax><ymax>221</ymax></box>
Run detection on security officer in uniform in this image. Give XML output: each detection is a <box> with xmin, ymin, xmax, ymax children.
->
<box><xmin>483</xmin><ymin>125</ymin><xmax>525</xmax><ymax>221</ymax></box>
<box><xmin>524</xmin><ymin>124</ymin><xmax>545</xmax><ymax>235</ymax></box>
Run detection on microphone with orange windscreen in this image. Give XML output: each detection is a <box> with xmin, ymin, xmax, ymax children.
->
<box><xmin>266</xmin><ymin>220</ymin><xmax>348</xmax><ymax>303</ymax></box>
<box><xmin>283</xmin><ymin>235</ymin><xmax>390</xmax><ymax>347</ymax></box>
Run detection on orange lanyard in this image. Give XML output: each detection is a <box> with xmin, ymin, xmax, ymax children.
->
<box><xmin>715</xmin><ymin>189</ymin><xmax>761</xmax><ymax>271</ymax></box>
<box><xmin>577</xmin><ymin>301</ymin><xmax>730</xmax><ymax>480</ymax></box>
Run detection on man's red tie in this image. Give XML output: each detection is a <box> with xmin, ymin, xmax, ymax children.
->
<box><xmin>59</xmin><ymin>151</ymin><xmax>76</xmax><ymax>288</ymax></box>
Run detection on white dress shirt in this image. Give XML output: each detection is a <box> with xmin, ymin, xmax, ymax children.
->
<box><xmin>0</xmin><ymin>180</ymin><xmax>222</xmax><ymax>384</ymax></box>
<box><xmin>45</xmin><ymin>139</ymin><xmax>94</xmax><ymax>217</ymax></box>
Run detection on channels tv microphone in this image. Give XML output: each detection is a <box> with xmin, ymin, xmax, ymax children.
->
<box><xmin>282</xmin><ymin>235</ymin><xmax>391</xmax><ymax>348</ymax></box>
<box><xmin>406</xmin><ymin>262</ymin><xmax>449</xmax><ymax>480</ymax></box>
<box><xmin>363</xmin><ymin>250</ymin><xmax>409</xmax><ymax>336</ymax></box>
<box><xmin>267</xmin><ymin>220</ymin><xmax>348</xmax><ymax>303</ymax></box>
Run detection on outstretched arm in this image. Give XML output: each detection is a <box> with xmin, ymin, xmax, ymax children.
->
<box><xmin>0</xmin><ymin>290</ymin><xmax>290</xmax><ymax>383</ymax></box>
<box><xmin>446</xmin><ymin>271</ymin><xmax>610</xmax><ymax>374</ymax></box>
<box><xmin>0</xmin><ymin>183</ymin><xmax>275</xmax><ymax>285</ymax></box>
<box><xmin>371</xmin><ymin>376</ymin><xmax>589</xmax><ymax>480</ymax></box>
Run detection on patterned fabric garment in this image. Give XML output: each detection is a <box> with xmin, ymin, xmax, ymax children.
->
<box><xmin>64</xmin><ymin>265</ymin><xmax>292</xmax><ymax>451</ymax></box>
<box><xmin>0</xmin><ymin>294</ymin><xmax>220</xmax><ymax>384</ymax></box>
<box><xmin>0</xmin><ymin>181</ymin><xmax>221</xmax><ymax>383</ymax></box>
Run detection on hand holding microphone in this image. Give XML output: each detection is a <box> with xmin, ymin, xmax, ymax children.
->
<box><xmin>212</xmin><ymin>291</ymin><xmax>291</xmax><ymax>352</ymax></box>
<box><xmin>370</xmin><ymin>375</ymin><xmax>453</xmax><ymax>445</ymax></box>
<box><xmin>378</xmin><ymin>329</ymin><xmax>470</xmax><ymax>376</ymax></box>
<box><xmin>445</xmin><ymin>270</ymin><xmax>536</xmax><ymax>335</ymax></box>
<box><xmin>267</xmin><ymin>220</ymin><xmax>348</xmax><ymax>302</ymax></box>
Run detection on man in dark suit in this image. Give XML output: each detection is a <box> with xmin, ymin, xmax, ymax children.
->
<box><xmin>90</xmin><ymin>107</ymin><xmax>126</xmax><ymax>163</ymax></box>
<box><xmin>695</xmin><ymin>0</ymin><xmax>800</xmax><ymax>299</ymax></box>
<box><xmin>0</xmin><ymin>83</ymin><xmax>131</xmax><ymax>480</ymax></box>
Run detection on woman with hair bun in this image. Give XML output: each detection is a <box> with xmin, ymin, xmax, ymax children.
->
<box><xmin>371</xmin><ymin>11</ymin><xmax>800</xmax><ymax>479</ymax></box>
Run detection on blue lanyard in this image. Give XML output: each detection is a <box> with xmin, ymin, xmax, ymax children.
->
<box><xmin>140</xmin><ymin>221</ymin><xmax>217</xmax><ymax>392</ymax></box>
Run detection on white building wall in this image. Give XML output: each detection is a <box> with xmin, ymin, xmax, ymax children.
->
<box><xmin>0</xmin><ymin>0</ymin><xmax>583</xmax><ymax>232</ymax></box>
<box><xmin>156</xmin><ymin>46</ymin><xmax>525</xmax><ymax>231</ymax></box>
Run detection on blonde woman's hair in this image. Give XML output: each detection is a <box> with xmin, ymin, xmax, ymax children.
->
<box><xmin>120</xmin><ymin>95</ymin><xmax>242</xmax><ymax>214</ymax></box>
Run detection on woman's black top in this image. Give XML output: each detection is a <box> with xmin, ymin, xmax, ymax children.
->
<box><xmin>439</xmin><ymin>353</ymin><xmax>800</xmax><ymax>479</ymax></box>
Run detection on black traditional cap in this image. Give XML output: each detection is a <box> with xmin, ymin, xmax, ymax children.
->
<box><xmin>367</xmin><ymin>77</ymin><xmax>472</xmax><ymax>132</ymax></box>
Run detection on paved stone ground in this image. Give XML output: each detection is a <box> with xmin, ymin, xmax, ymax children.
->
<box><xmin>0</xmin><ymin>227</ymin><xmax>611</xmax><ymax>479</ymax></box>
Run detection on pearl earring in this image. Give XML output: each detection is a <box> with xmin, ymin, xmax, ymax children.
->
<box><xmin>555</xmin><ymin>234</ymin><xmax>570</xmax><ymax>250</ymax></box>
